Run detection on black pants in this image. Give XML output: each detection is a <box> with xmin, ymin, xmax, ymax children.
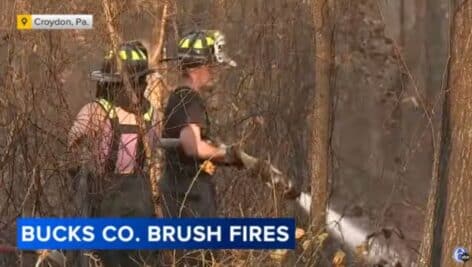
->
<box><xmin>91</xmin><ymin>173</ymin><xmax>159</xmax><ymax>267</ymax></box>
<box><xmin>159</xmin><ymin>169</ymin><xmax>219</xmax><ymax>266</ymax></box>
<box><xmin>159</xmin><ymin>169</ymin><xmax>217</xmax><ymax>218</ymax></box>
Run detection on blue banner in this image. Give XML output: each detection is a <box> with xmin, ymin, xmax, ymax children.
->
<box><xmin>17</xmin><ymin>218</ymin><xmax>295</xmax><ymax>250</ymax></box>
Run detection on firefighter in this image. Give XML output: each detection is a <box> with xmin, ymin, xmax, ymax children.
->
<box><xmin>159</xmin><ymin>30</ymin><xmax>242</xmax><ymax>266</ymax></box>
<box><xmin>160</xmin><ymin>30</ymin><xmax>242</xmax><ymax>219</ymax></box>
<box><xmin>68</xmin><ymin>40</ymin><xmax>160</xmax><ymax>267</ymax></box>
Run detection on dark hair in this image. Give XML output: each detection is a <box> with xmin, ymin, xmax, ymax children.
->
<box><xmin>95</xmin><ymin>79</ymin><xmax>149</xmax><ymax>114</ymax></box>
<box><xmin>95</xmin><ymin>81</ymin><xmax>123</xmax><ymax>100</ymax></box>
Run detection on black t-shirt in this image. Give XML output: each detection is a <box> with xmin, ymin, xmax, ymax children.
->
<box><xmin>162</xmin><ymin>87</ymin><xmax>210</xmax><ymax>171</ymax></box>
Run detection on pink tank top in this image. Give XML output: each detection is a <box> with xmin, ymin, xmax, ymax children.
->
<box><xmin>95</xmin><ymin>108</ymin><xmax>157</xmax><ymax>174</ymax></box>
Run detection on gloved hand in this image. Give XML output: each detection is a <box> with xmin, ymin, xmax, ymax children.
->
<box><xmin>224</xmin><ymin>145</ymin><xmax>245</xmax><ymax>168</ymax></box>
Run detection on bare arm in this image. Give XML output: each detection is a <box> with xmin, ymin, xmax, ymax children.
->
<box><xmin>68</xmin><ymin>102</ymin><xmax>107</xmax><ymax>149</ymax></box>
<box><xmin>179</xmin><ymin>124</ymin><xmax>227</xmax><ymax>161</ymax></box>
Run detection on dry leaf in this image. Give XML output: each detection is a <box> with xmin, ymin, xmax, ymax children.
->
<box><xmin>36</xmin><ymin>249</ymin><xmax>49</xmax><ymax>259</ymax></box>
<box><xmin>316</xmin><ymin>232</ymin><xmax>329</xmax><ymax>245</ymax></box>
<box><xmin>253</xmin><ymin>116</ymin><xmax>264</xmax><ymax>125</ymax></box>
<box><xmin>231</xmin><ymin>103</ymin><xmax>239</xmax><ymax>111</ymax></box>
<box><xmin>35</xmin><ymin>250</ymin><xmax>66</xmax><ymax>267</ymax></box>
<box><xmin>270</xmin><ymin>249</ymin><xmax>288</xmax><ymax>262</ymax></box>
<box><xmin>295</xmin><ymin>228</ymin><xmax>306</xmax><ymax>240</ymax></box>
<box><xmin>302</xmin><ymin>240</ymin><xmax>311</xmax><ymax>250</ymax></box>
<box><xmin>332</xmin><ymin>249</ymin><xmax>346</xmax><ymax>266</ymax></box>
<box><xmin>355</xmin><ymin>242</ymin><xmax>368</xmax><ymax>257</ymax></box>
<box><xmin>200</xmin><ymin>160</ymin><xmax>216</xmax><ymax>175</ymax></box>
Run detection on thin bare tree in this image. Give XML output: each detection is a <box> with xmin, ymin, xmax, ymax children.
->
<box><xmin>418</xmin><ymin>1</ymin><xmax>472</xmax><ymax>266</ymax></box>
<box><xmin>310</xmin><ymin>0</ymin><xmax>333</xmax><ymax>233</ymax></box>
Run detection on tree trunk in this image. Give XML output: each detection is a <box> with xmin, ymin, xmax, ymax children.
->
<box><xmin>438</xmin><ymin>1</ymin><xmax>472</xmax><ymax>265</ymax></box>
<box><xmin>419</xmin><ymin>1</ymin><xmax>472</xmax><ymax>266</ymax></box>
<box><xmin>310</xmin><ymin>0</ymin><xmax>333</xmax><ymax>234</ymax></box>
<box><xmin>417</xmin><ymin>55</ymin><xmax>449</xmax><ymax>267</ymax></box>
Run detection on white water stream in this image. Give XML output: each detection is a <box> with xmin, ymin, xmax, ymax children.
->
<box><xmin>293</xmin><ymin>192</ymin><xmax>414</xmax><ymax>266</ymax></box>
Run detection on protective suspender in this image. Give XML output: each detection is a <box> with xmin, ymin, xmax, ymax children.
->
<box><xmin>95</xmin><ymin>98</ymin><xmax>153</xmax><ymax>173</ymax></box>
<box><xmin>136</xmin><ymin>118</ymin><xmax>152</xmax><ymax>170</ymax></box>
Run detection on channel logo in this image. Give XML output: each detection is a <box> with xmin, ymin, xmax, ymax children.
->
<box><xmin>453</xmin><ymin>247</ymin><xmax>470</xmax><ymax>263</ymax></box>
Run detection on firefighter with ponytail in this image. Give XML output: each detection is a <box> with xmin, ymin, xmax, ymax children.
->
<box><xmin>68</xmin><ymin>41</ymin><xmax>160</xmax><ymax>267</ymax></box>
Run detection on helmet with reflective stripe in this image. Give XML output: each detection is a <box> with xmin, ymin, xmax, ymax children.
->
<box><xmin>177</xmin><ymin>30</ymin><xmax>237</xmax><ymax>69</ymax></box>
<box><xmin>91</xmin><ymin>40</ymin><xmax>157</xmax><ymax>83</ymax></box>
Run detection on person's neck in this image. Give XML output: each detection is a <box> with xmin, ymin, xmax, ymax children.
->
<box><xmin>114</xmin><ymin>93</ymin><xmax>147</xmax><ymax>114</ymax></box>
<box><xmin>183</xmin><ymin>77</ymin><xmax>201</xmax><ymax>92</ymax></box>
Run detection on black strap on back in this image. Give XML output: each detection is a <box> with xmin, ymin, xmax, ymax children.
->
<box><xmin>106</xmin><ymin>116</ymin><xmax>121</xmax><ymax>173</ymax></box>
<box><xmin>135</xmin><ymin>119</ymin><xmax>152</xmax><ymax>170</ymax></box>
<box><xmin>95</xmin><ymin>99</ymin><xmax>152</xmax><ymax>174</ymax></box>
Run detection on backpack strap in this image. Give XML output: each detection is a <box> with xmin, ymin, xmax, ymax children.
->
<box><xmin>135</xmin><ymin>106</ymin><xmax>154</xmax><ymax>171</ymax></box>
<box><xmin>96</xmin><ymin>98</ymin><xmax>154</xmax><ymax>174</ymax></box>
<box><xmin>95</xmin><ymin>98</ymin><xmax>121</xmax><ymax>173</ymax></box>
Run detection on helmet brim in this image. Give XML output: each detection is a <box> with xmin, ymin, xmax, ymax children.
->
<box><xmin>90</xmin><ymin>68</ymin><xmax>161</xmax><ymax>82</ymax></box>
<box><xmin>164</xmin><ymin>55</ymin><xmax>237</xmax><ymax>68</ymax></box>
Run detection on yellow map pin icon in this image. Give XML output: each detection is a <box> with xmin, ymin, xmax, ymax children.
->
<box><xmin>17</xmin><ymin>15</ymin><xmax>32</xmax><ymax>30</ymax></box>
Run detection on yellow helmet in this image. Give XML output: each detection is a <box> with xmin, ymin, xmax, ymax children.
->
<box><xmin>177</xmin><ymin>30</ymin><xmax>237</xmax><ymax>69</ymax></box>
<box><xmin>91</xmin><ymin>40</ymin><xmax>158</xmax><ymax>83</ymax></box>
